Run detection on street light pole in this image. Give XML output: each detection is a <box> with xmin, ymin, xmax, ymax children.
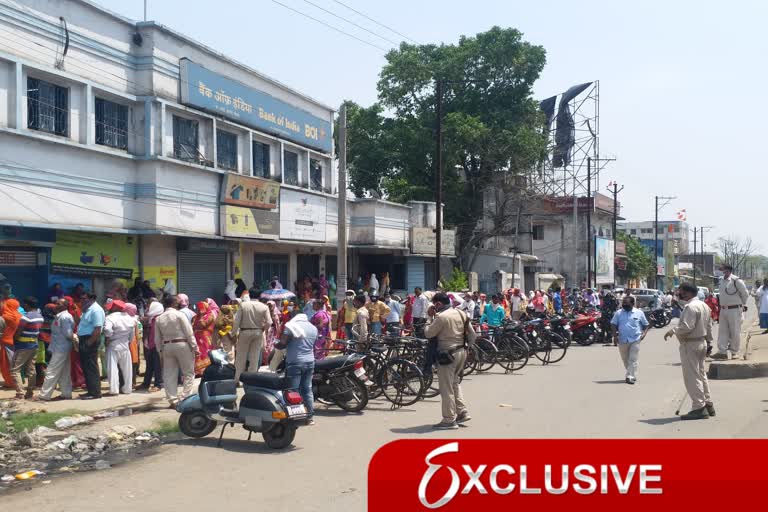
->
<box><xmin>693</xmin><ymin>227</ymin><xmax>698</xmax><ymax>287</ymax></box>
<box><xmin>587</xmin><ymin>157</ymin><xmax>592</xmax><ymax>289</ymax></box>
<box><xmin>654</xmin><ymin>195</ymin><xmax>675</xmax><ymax>290</ymax></box>
<box><xmin>434</xmin><ymin>79</ymin><xmax>443</xmax><ymax>289</ymax></box>
<box><xmin>607</xmin><ymin>181</ymin><xmax>624</xmax><ymax>271</ymax></box>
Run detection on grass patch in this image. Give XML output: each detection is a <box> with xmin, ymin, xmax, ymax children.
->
<box><xmin>147</xmin><ymin>419</ymin><xmax>179</xmax><ymax>435</ymax></box>
<box><xmin>0</xmin><ymin>410</ymin><xmax>84</xmax><ymax>434</ymax></box>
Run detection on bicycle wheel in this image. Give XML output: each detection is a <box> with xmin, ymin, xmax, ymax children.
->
<box><xmin>496</xmin><ymin>335</ymin><xmax>529</xmax><ymax>372</ymax></box>
<box><xmin>474</xmin><ymin>337</ymin><xmax>498</xmax><ymax>372</ymax></box>
<box><xmin>365</xmin><ymin>356</ymin><xmax>384</xmax><ymax>400</ymax></box>
<box><xmin>460</xmin><ymin>345</ymin><xmax>479</xmax><ymax>377</ymax></box>
<box><xmin>378</xmin><ymin>359</ymin><xmax>425</xmax><ymax>407</ymax></box>
<box><xmin>534</xmin><ymin>331</ymin><xmax>568</xmax><ymax>364</ymax></box>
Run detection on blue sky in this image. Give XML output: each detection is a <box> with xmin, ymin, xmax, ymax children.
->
<box><xmin>98</xmin><ymin>0</ymin><xmax>766</xmax><ymax>255</ymax></box>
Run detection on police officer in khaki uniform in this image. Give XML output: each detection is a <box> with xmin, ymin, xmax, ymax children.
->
<box><xmin>425</xmin><ymin>292</ymin><xmax>471</xmax><ymax>430</ymax></box>
<box><xmin>664</xmin><ymin>283</ymin><xmax>715</xmax><ymax>420</ymax></box>
<box><xmin>232</xmin><ymin>288</ymin><xmax>272</xmax><ymax>382</ymax></box>
<box><xmin>154</xmin><ymin>295</ymin><xmax>198</xmax><ymax>407</ymax></box>
<box><xmin>713</xmin><ymin>264</ymin><xmax>749</xmax><ymax>360</ymax></box>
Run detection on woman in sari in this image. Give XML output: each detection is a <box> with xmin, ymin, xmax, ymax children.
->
<box><xmin>62</xmin><ymin>296</ymin><xmax>86</xmax><ymax>390</ymax></box>
<box><xmin>1</xmin><ymin>298</ymin><xmax>22</xmax><ymax>388</ymax></box>
<box><xmin>124</xmin><ymin>302</ymin><xmax>141</xmax><ymax>388</ymax></box>
<box><xmin>262</xmin><ymin>301</ymin><xmax>281</xmax><ymax>366</ymax></box>
<box><xmin>214</xmin><ymin>303</ymin><xmax>235</xmax><ymax>362</ymax></box>
<box><xmin>192</xmin><ymin>299</ymin><xmax>218</xmax><ymax>376</ymax></box>
<box><xmin>139</xmin><ymin>300</ymin><xmax>164</xmax><ymax>392</ymax></box>
<box><xmin>310</xmin><ymin>299</ymin><xmax>331</xmax><ymax>360</ymax></box>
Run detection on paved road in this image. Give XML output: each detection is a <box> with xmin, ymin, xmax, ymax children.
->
<box><xmin>6</xmin><ymin>321</ymin><xmax>767</xmax><ymax>511</ymax></box>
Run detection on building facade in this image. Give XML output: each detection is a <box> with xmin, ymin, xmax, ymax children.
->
<box><xmin>0</xmin><ymin>0</ymin><xmax>451</xmax><ymax>304</ymax></box>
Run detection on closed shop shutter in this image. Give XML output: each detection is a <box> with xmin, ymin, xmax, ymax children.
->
<box><xmin>0</xmin><ymin>249</ymin><xmax>47</xmax><ymax>301</ymax></box>
<box><xmin>178</xmin><ymin>250</ymin><xmax>227</xmax><ymax>306</ymax></box>
<box><xmin>406</xmin><ymin>257</ymin><xmax>425</xmax><ymax>292</ymax></box>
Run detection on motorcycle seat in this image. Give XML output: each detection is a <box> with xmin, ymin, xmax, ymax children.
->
<box><xmin>240</xmin><ymin>372</ymin><xmax>287</xmax><ymax>389</ymax></box>
<box><xmin>370</xmin><ymin>346</ymin><xmax>387</xmax><ymax>354</ymax></box>
<box><xmin>314</xmin><ymin>355</ymin><xmax>355</xmax><ymax>371</ymax></box>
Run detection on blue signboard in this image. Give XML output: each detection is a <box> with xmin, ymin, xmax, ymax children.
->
<box><xmin>639</xmin><ymin>239</ymin><xmax>664</xmax><ymax>258</ymax></box>
<box><xmin>179</xmin><ymin>59</ymin><xmax>332</xmax><ymax>153</ymax></box>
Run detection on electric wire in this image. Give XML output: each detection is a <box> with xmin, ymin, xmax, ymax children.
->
<box><xmin>270</xmin><ymin>0</ymin><xmax>387</xmax><ymax>52</ymax></box>
<box><xmin>301</xmin><ymin>0</ymin><xmax>398</xmax><ymax>46</ymax></box>
<box><xmin>331</xmin><ymin>0</ymin><xmax>419</xmax><ymax>44</ymax></box>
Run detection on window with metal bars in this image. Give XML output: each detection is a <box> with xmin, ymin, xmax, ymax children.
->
<box><xmin>27</xmin><ymin>77</ymin><xmax>68</xmax><ymax>136</ymax></box>
<box><xmin>253</xmin><ymin>141</ymin><xmax>271</xmax><ymax>178</ymax></box>
<box><xmin>216</xmin><ymin>130</ymin><xmax>238</xmax><ymax>170</ymax></box>
<box><xmin>283</xmin><ymin>149</ymin><xmax>299</xmax><ymax>186</ymax></box>
<box><xmin>310</xmin><ymin>158</ymin><xmax>323</xmax><ymax>191</ymax></box>
<box><xmin>173</xmin><ymin>116</ymin><xmax>199</xmax><ymax>161</ymax></box>
<box><xmin>95</xmin><ymin>98</ymin><xmax>128</xmax><ymax>149</ymax></box>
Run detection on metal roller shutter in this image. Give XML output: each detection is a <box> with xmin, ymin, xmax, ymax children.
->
<box><xmin>178</xmin><ymin>250</ymin><xmax>227</xmax><ymax>306</ymax></box>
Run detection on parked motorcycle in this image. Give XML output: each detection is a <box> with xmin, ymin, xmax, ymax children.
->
<box><xmin>311</xmin><ymin>354</ymin><xmax>370</xmax><ymax>412</ymax></box>
<box><xmin>647</xmin><ymin>307</ymin><xmax>672</xmax><ymax>328</ymax></box>
<box><xmin>570</xmin><ymin>310</ymin><xmax>602</xmax><ymax>346</ymax></box>
<box><xmin>177</xmin><ymin>349</ymin><xmax>308</xmax><ymax>449</ymax></box>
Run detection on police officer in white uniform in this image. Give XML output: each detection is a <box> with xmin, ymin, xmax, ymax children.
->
<box><xmin>713</xmin><ymin>264</ymin><xmax>748</xmax><ymax>360</ymax></box>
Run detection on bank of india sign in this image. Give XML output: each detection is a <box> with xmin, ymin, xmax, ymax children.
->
<box><xmin>179</xmin><ymin>59</ymin><xmax>332</xmax><ymax>153</ymax></box>
<box><xmin>411</xmin><ymin>228</ymin><xmax>456</xmax><ymax>256</ymax></box>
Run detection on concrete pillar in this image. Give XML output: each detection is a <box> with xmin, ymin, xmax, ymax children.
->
<box><xmin>13</xmin><ymin>61</ymin><xmax>22</xmax><ymax>129</ymax></box>
<box><xmin>288</xmin><ymin>251</ymin><xmax>297</xmax><ymax>290</ymax></box>
<box><xmin>144</xmin><ymin>99</ymin><xmax>154</xmax><ymax>157</ymax></box>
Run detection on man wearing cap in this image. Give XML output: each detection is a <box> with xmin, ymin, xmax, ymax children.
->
<box><xmin>713</xmin><ymin>264</ymin><xmax>749</xmax><ymax>360</ymax></box>
<box><xmin>232</xmin><ymin>287</ymin><xmax>272</xmax><ymax>382</ymax></box>
<box><xmin>104</xmin><ymin>300</ymin><xmax>137</xmax><ymax>396</ymax></box>
<box><xmin>155</xmin><ymin>295</ymin><xmax>198</xmax><ymax>406</ymax></box>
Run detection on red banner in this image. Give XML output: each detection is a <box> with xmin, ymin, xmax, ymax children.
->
<box><xmin>368</xmin><ymin>439</ymin><xmax>768</xmax><ymax>511</ymax></box>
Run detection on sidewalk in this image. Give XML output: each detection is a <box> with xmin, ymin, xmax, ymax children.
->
<box><xmin>707</xmin><ymin>311</ymin><xmax>768</xmax><ymax>379</ymax></box>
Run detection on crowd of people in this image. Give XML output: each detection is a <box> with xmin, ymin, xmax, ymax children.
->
<box><xmin>0</xmin><ymin>263</ymin><xmax>754</xmax><ymax>427</ymax></box>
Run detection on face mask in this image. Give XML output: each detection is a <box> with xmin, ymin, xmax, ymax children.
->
<box><xmin>677</xmin><ymin>297</ymin><xmax>689</xmax><ymax>307</ymax></box>
<box><xmin>287</xmin><ymin>305</ymin><xmax>294</xmax><ymax>312</ymax></box>
<box><xmin>622</xmin><ymin>304</ymin><xmax>632</xmax><ymax>312</ymax></box>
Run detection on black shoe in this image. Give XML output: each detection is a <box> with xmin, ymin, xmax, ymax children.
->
<box><xmin>456</xmin><ymin>412</ymin><xmax>472</xmax><ymax>424</ymax></box>
<box><xmin>680</xmin><ymin>407</ymin><xmax>710</xmax><ymax>420</ymax></box>
<box><xmin>706</xmin><ymin>403</ymin><xmax>716</xmax><ymax>417</ymax></box>
<box><xmin>625</xmin><ymin>377</ymin><xmax>636</xmax><ymax>385</ymax></box>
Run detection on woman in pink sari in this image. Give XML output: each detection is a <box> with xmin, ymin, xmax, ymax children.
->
<box><xmin>192</xmin><ymin>299</ymin><xmax>218</xmax><ymax>376</ymax></box>
<box><xmin>310</xmin><ymin>299</ymin><xmax>331</xmax><ymax>360</ymax></box>
<box><xmin>262</xmin><ymin>301</ymin><xmax>281</xmax><ymax>365</ymax></box>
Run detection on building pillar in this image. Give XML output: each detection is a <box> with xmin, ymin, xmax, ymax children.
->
<box><xmin>144</xmin><ymin>99</ymin><xmax>154</xmax><ymax>157</ymax></box>
<box><xmin>84</xmin><ymin>84</ymin><xmax>94</xmax><ymax>145</ymax></box>
<box><xmin>288</xmin><ymin>251</ymin><xmax>297</xmax><ymax>291</ymax></box>
<box><xmin>13</xmin><ymin>61</ymin><xmax>22</xmax><ymax>129</ymax></box>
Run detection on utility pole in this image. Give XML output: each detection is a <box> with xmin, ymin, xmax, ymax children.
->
<box><xmin>606</xmin><ymin>181</ymin><xmax>624</xmax><ymax>271</ymax></box>
<box><xmin>144</xmin><ymin>0</ymin><xmax>148</xmax><ymax>21</ymax></box>
<box><xmin>693</xmin><ymin>227</ymin><xmax>698</xmax><ymax>286</ymax></box>
<box><xmin>336</xmin><ymin>104</ymin><xmax>348</xmax><ymax>307</ymax></box>
<box><xmin>434</xmin><ymin>80</ymin><xmax>443</xmax><ymax>288</ymax></box>
<box><xmin>654</xmin><ymin>196</ymin><xmax>675</xmax><ymax>290</ymax></box>
<box><xmin>587</xmin><ymin>157</ymin><xmax>592</xmax><ymax>289</ymax></box>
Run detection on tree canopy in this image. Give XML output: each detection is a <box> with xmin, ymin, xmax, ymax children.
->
<box><xmin>617</xmin><ymin>231</ymin><xmax>655</xmax><ymax>281</ymax></box>
<box><xmin>341</xmin><ymin>27</ymin><xmax>548</xmax><ymax>264</ymax></box>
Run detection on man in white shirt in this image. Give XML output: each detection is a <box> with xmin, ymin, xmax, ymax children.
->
<box><xmin>713</xmin><ymin>264</ymin><xmax>749</xmax><ymax>359</ymax></box>
<box><xmin>757</xmin><ymin>278</ymin><xmax>768</xmax><ymax>334</ymax></box>
<box><xmin>383</xmin><ymin>293</ymin><xmax>402</xmax><ymax>333</ymax></box>
<box><xmin>411</xmin><ymin>287</ymin><xmax>431</xmax><ymax>336</ymax></box>
<box><xmin>460</xmin><ymin>293</ymin><xmax>476</xmax><ymax>318</ymax></box>
<box><xmin>352</xmin><ymin>295</ymin><xmax>369</xmax><ymax>341</ymax></box>
<box><xmin>104</xmin><ymin>300</ymin><xmax>137</xmax><ymax>396</ymax></box>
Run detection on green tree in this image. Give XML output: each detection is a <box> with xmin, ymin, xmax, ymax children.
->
<box><xmin>343</xmin><ymin>27</ymin><xmax>548</xmax><ymax>265</ymax></box>
<box><xmin>617</xmin><ymin>232</ymin><xmax>655</xmax><ymax>281</ymax></box>
<box><xmin>440</xmin><ymin>267</ymin><xmax>469</xmax><ymax>291</ymax></box>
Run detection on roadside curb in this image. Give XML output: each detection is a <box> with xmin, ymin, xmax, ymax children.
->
<box><xmin>707</xmin><ymin>360</ymin><xmax>768</xmax><ymax>379</ymax></box>
<box><xmin>708</xmin><ymin>324</ymin><xmax>767</xmax><ymax>379</ymax></box>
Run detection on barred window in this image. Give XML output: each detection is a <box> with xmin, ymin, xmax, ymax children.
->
<box><xmin>27</xmin><ymin>77</ymin><xmax>68</xmax><ymax>136</ymax></box>
<box><xmin>216</xmin><ymin>130</ymin><xmax>238</xmax><ymax>170</ymax></box>
<box><xmin>95</xmin><ymin>98</ymin><xmax>128</xmax><ymax>149</ymax></box>
<box><xmin>283</xmin><ymin>149</ymin><xmax>299</xmax><ymax>186</ymax></box>
<box><xmin>310</xmin><ymin>158</ymin><xmax>323</xmax><ymax>191</ymax></box>
<box><xmin>253</xmin><ymin>141</ymin><xmax>270</xmax><ymax>178</ymax></box>
<box><xmin>173</xmin><ymin>116</ymin><xmax>199</xmax><ymax>161</ymax></box>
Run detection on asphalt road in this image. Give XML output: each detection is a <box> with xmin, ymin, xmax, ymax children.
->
<box><xmin>6</xmin><ymin>320</ymin><xmax>767</xmax><ymax>511</ymax></box>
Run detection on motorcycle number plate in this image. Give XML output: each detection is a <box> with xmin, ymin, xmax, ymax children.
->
<box><xmin>287</xmin><ymin>404</ymin><xmax>307</xmax><ymax>416</ymax></box>
<box><xmin>563</xmin><ymin>325</ymin><xmax>571</xmax><ymax>330</ymax></box>
<box><xmin>531</xmin><ymin>331</ymin><xmax>537</xmax><ymax>338</ymax></box>
<box><xmin>354</xmin><ymin>368</ymin><xmax>366</xmax><ymax>378</ymax></box>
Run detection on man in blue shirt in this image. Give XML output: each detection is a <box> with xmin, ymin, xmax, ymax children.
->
<box><xmin>277</xmin><ymin>312</ymin><xmax>318</xmax><ymax>424</ymax></box>
<box><xmin>610</xmin><ymin>295</ymin><xmax>650</xmax><ymax>384</ymax></box>
<box><xmin>480</xmin><ymin>294</ymin><xmax>506</xmax><ymax>328</ymax></box>
<box><xmin>77</xmin><ymin>292</ymin><xmax>105</xmax><ymax>399</ymax></box>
